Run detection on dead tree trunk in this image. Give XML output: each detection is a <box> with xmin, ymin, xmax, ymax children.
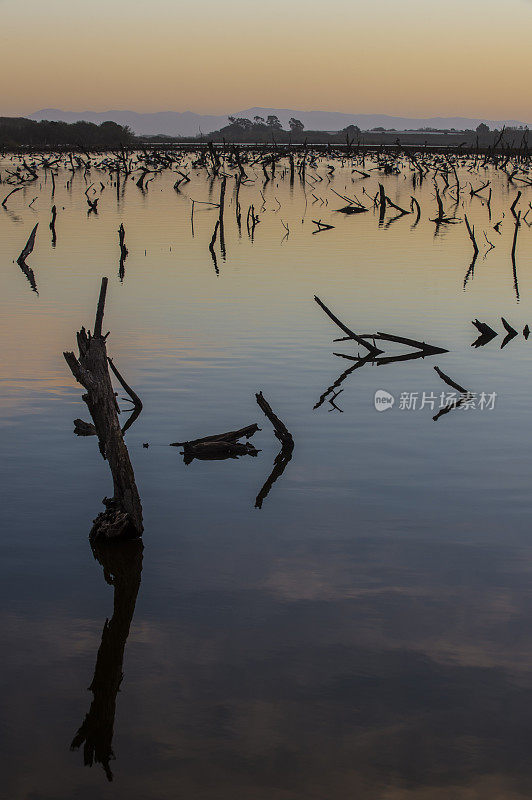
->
<box><xmin>63</xmin><ymin>277</ymin><xmax>143</xmax><ymax>539</ymax></box>
<box><xmin>254</xmin><ymin>392</ymin><xmax>294</xmax><ymax>509</ymax></box>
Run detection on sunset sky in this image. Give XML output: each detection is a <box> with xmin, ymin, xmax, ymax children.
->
<box><xmin>1</xmin><ymin>0</ymin><xmax>531</xmax><ymax>121</ymax></box>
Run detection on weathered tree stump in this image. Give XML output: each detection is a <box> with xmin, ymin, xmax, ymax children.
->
<box><xmin>64</xmin><ymin>278</ymin><xmax>143</xmax><ymax>539</ymax></box>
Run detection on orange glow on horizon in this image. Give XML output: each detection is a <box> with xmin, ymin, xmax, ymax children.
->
<box><xmin>0</xmin><ymin>0</ymin><xmax>531</xmax><ymax>121</ymax></box>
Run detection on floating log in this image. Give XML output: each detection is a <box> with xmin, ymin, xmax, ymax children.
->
<box><xmin>336</xmin><ymin>205</ymin><xmax>367</xmax><ymax>214</ymax></box>
<box><xmin>182</xmin><ymin>440</ymin><xmax>259</xmax><ymax>462</ymax></box>
<box><xmin>171</xmin><ymin>423</ymin><xmax>260</xmax><ymax>463</ymax></box>
<box><xmin>170</xmin><ymin>423</ymin><xmax>259</xmax><ymax>448</ymax></box>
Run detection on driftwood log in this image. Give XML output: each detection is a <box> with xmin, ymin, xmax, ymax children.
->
<box><xmin>63</xmin><ymin>277</ymin><xmax>143</xmax><ymax>538</ymax></box>
<box><xmin>171</xmin><ymin>423</ymin><xmax>260</xmax><ymax>463</ymax></box>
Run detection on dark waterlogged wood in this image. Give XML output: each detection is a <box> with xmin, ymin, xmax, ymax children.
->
<box><xmin>74</xmin><ymin>418</ymin><xmax>97</xmax><ymax>436</ymax></box>
<box><xmin>171</xmin><ymin>423</ymin><xmax>260</xmax><ymax>462</ymax></box>
<box><xmin>17</xmin><ymin>222</ymin><xmax>38</xmax><ymax>265</ymax></box>
<box><xmin>314</xmin><ymin>296</ymin><xmax>384</xmax><ymax>357</ymax></box>
<box><xmin>170</xmin><ymin>423</ymin><xmax>259</xmax><ymax>448</ymax></box>
<box><xmin>16</xmin><ymin>222</ymin><xmax>38</xmax><ymax>292</ymax></box>
<box><xmin>63</xmin><ymin>277</ymin><xmax>143</xmax><ymax>538</ymax></box>
<box><xmin>432</xmin><ymin>365</ymin><xmax>472</xmax><ymax>421</ymax></box>
<box><xmin>255</xmin><ymin>392</ymin><xmax>294</xmax><ymax>508</ymax></box>
<box><xmin>471</xmin><ymin>319</ymin><xmax>498</xmax><ymax>347</ymax></box>
<box><xmin>50</xmin><ymin>204</ymin><xmax>57</xmax><ymax>246</ymax></box>
<box><xmin>2</xmin><ymin>186</ymin><xmax>23</xmax><ymax>207</ymax></box>
<box><xmin>255</xmin><ymin>392</ymin><xmax>294</xmax><ymax>448</ymax></box>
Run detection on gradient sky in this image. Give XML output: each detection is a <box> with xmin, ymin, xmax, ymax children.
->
<box><xmin>1</xmin><ymin>0</ymin><xmax>531</xmax><ymax>120</ymax></box>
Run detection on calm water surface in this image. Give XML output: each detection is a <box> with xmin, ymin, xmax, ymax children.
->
<box><xmin>1</xmin><ymin>154</ymin><xmax>532</xmax><ymax>798</ymax></box>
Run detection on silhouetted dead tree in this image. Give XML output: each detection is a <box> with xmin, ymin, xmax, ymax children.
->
<box><xmin>432</xmin><ymin>366</ymin><xmax>472</xmax><ymax>421</ymax></box>
<box><xmin>511</xmin><ymin>211</ymin><xmax>521</xmax><ymax>300</ymax></box>
<box><xmin>2</xmin><ymin>185</ymin><xmax>22</xmax><ymax>207</ymax></box>
<box><xmin>63</xmin><ymin>277</ymin><xmax>143</xmax><ymax>539</ymax></box>
<box><xmin>314</xmin><ymin>296</ymin><xmax>383</xmax><ymax>357</ymax></box>
<box><xmin>209</xmin><ymin>219</ymin><xmax>220</xmax><ymax>274</ymax></box>
<box><xmin>16</xmin><ymin>222</ymin><xmax>38</xmax><ymax>292</ymax></box>
<box><xmin>255</xmin><ymin>392</ymin><xmax>294</xmax><ymax>508</ymax></box>
<box><xmin>410</xmin><ymin>196</ymin><xmax>421</xmax><ymax>223</ymax></box>
<box><xmin>118</xmin><ymin>223</ymin><xmax>128</xmax><ymax>281</ymax></box>
<box><xmin>50</xmin><ymin>204</ymin><xmax>57</xmax><ymax>246</ymax></box>
<box><xmin>85</xmin><ymin>184</ymin><xmax>99</xmax><ymax>213</ymax></box>
<box><xmin>464</xmin><ymin>213</ymin><xmax>479</xmax><ymax>258</ymax></box>
<box><xmin>471</xmin><ymin>319</ymin><xmax>498</xmax><ymax>347</ymax></box>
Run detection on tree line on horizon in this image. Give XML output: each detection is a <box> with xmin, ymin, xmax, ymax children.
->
<box><xmin>0</xmin><ymin>113</ymin><xmax>529</xmax><ymax>150</ymax></box>
<box><xmin>0</xmin><ymin>116</ymin><xmax>135</xmax><ymax>149</ymax></box>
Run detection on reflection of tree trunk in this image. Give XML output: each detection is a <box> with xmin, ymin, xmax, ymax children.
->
<box><xmin>71</xmin><ymin>539</ymin><xmax>143</xmax><ymax>782</ymax></box>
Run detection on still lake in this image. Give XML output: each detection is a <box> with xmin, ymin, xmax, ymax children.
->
<box><xmin>1</xmin><ymin>153</ymin><xmax>532</xmax><ymax>799</ymax></box>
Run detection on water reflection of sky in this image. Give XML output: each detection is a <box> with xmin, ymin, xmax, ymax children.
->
<box><xmin>1</xmin><ymin>157</ymin><xmax>532</xmax><ymax>798</ymax></box>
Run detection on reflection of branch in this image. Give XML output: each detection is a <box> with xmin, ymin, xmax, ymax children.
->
<box><xmin>314</xmin><ymin>353</ymin><xmax>374</xmax><ymax>410</ymax></box>
<box><xmin>315</xmin><ymin>343</ymin><xmax>446</xmax><ymax>410</ymax></box>
<box><xmin>74</xmin><ymin>358</ymin><xmax>143</xmax><ymax>438</ymax></box>
<box><xmin>463</xmin><ymin>254</ymin><xmax>477</xmax><ymax>288</ymax></box>
<box><xmin>327</xmin><ymin>389</ymin><xmax>344</xmax><ymax>412</ymax></box>
<box><xmin>71</xmin><ymin>539</ymin><xmax>143</xmax><ymax>782</ymax></box>
<box><xmin>107</xmin><ymin>358</ymin><xmax>143</xmax><ymax>411</ymax></box>
<box><xmin>255</xmin><ymin>444</ymin><xmax>294</xmax><ymax>509</ymax></box>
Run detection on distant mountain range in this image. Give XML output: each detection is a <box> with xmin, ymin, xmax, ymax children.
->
<box><xmin>28</xmin><ymin>107</ymin><xmax>530</xmax><ymax>137</ymax></box>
